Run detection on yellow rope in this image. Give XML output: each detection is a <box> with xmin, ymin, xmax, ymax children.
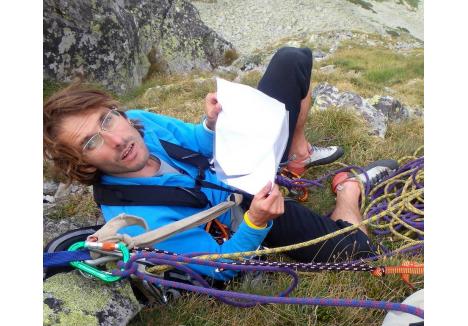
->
<box><xmin>148</xmin><ymin>189</ymin><xmax>423</xmax><ymax>273</ymax></box>
<box><xmin>147</xmin><ymin>147</ymin><xmax>424</xmax><ymax>274</ymax></box>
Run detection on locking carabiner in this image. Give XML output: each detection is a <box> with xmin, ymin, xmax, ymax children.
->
<box><xmin>68</xmin><ymin>241</ymin><xmax>130</xmax><ymax>283</ymax></box>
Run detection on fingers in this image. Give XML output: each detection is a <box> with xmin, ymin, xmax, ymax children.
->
<box><xmin>205</xmin><ymin>92</ymin><xmax>222</xmax><ymax>131</ymax></box>
<box><xmin>251</xmin><ymin>182</ymin><xmax>284</xmax><ymax>217</ymax></box>
<box><xmin>254</xmin><ymin>181</ymin><xmax>272</xmax><ymax>199</ymax></box>
<box><xmin>264</xmin><ymin>184</ymin><xmax>284</xmax><ymax>215</ymax></box>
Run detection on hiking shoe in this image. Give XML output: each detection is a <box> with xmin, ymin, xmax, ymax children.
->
<box><xmin>287</xmin><ymin>144</ymin><xmax>344</xmax><ymax>175</ymax></box>
<box><xmin>331</xmin><ymin>159</ymin><xmax>399</xmax><ymax>193</ymax></box>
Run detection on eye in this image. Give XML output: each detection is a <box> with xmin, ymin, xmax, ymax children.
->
<box><xmin>101</xmin><ymin>113</ymin><xmax>115</xmax><ymax>130</ymax></box>
<box><xmin>84</xmin><ymin>134</ymin><xmax>101</xmax><ymax>151</ymax></box>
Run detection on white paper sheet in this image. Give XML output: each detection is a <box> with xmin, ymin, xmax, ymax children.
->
<box><xmin>214</xmin><ymin>78</ymin><xmax>289</xmax><ymax>195</ymax></box>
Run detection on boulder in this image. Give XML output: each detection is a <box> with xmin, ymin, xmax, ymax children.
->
<box><xmin>43</xmin><ymin>0</ymin><xmax>234</xmax><ymax>94</ymax></box>
<box><xmin>312</xmin><ymin>83</ymin><xmax>388</xmax><ymax>137</ymax></box>
<box><xmin>44</xmin><ymin>271</ymin><xmax>141</xmax><ymax>326</ymax></box>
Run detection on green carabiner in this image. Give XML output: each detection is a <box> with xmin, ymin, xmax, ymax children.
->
<box><xmin>68</xmin><ymin>241</ymin><xmax>130</xmax><ymax>283</ymax></box>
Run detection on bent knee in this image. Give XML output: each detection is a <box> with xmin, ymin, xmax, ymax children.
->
<box><xmin>273</xmin><ymin>47</ymin><xmax>313</xmax><ymax>69</ymax></box>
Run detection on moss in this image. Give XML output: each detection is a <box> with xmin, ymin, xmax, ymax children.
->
<box><xmin>222</xmin><ymin>48</ymin><xmax>239</xmax><ymax>66</ymax></box>
<box><xmin>43</xmin><ymin>79</ymin><xmax>66</xmax><ymax>101</ymax></box>
<box><xmin>90</xmin><ymin>21</ymin><xmax>101</xmax><ymax>34</ymax></box>
<box><xmin>43</xmin><ymin>272</ymin><xmax>108</xmax><ymax>325</ymax></box>
<box><xmin>346</xmin><ymin>0</ymin><xmax>377</xmax><ymax>13</ymax></box>
<box><xmin>44</xmin><ymin>272</ymin><xmax>109</xmax><ymax>312</ymax></box>
<box><xmin>143</xmin><ymin>47</ymin><xmax>168</xmax><ymax>82</ymax></box>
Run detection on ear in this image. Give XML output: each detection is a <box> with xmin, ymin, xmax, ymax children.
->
<box><xmin>80</xmin><ymin>164</ymin><xmax>98</xmax><ymax>173</ymax></box>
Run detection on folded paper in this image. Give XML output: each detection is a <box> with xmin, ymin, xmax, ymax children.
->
<box><xmin>214</xmin><ymin>78</ymin><xmax>289</xmax><ymax>194</ymax></box>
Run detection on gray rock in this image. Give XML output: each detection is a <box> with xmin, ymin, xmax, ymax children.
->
<box><xmin>54</xmin><ymin>183</ymin><xmax>85</xmax><ymax>200</ymax></box>
<box><xmin>319</xmin><ymin>64</ymin><xmax>335</xmax><ymax>74</ymax></box>
<box><xmin>54</xmin><ymin>183</ymin><xmax>72</xmax><ymax>200</ymax></box>
<box><xmin>43</xmin><ymin>210</ymin><xmax>104</xmax><ymax>246</ymax></box>
<box><xmin>44</xmin><ymin>181</ymin><xmax>60</xmax><ymax>196</ymax></box>
<box><xmin>233</xmin><ymin>53</ymin><xmax>265</xmax><ymax>71</ymax></box>
<box><xmin>367</xmin><ymin>95</ymin><xmax>410</xmax><ymax>122</ymax></box>
<box><xmin>44</xmin><ymin>217</ymin><xmax>85</xmax><ymax>246</ymax></box>
<box><xmin>44</xmin><ymin>195</ymin><xmax>55</xmax><ymax>204</ymax></box>
<box><xmin>313</xmin><ymin>83</ymin><xmax>388</xmax><ymax>137</ymax></box>
<box><xmin>43</xmin><ymin>0</ymin><xmax>234</xmax><ymax>94</ymax></box>
<box><xmin>44</xmin><ymin>271</ymin><xmax>141</xmax><ymax>326</ymax></box>
<box><xmin>312</xmin><ymin>49</ymin><xmax>326</xmax><ymax>60</ymax></box>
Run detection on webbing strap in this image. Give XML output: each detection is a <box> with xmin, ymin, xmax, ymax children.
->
<box><xmin>88</xmin><ymin>194</ymin><xmax>243</xmax><ymax>250</ymax></box>
<box><xmin>159</xmin><ymin>139</ymin><xmax>210</xmax><ymax>180</ymax></box>
<box><xmin>43</xmin><ymin>249</ymin><xmax>91</xmax><ymax>267</ymax></box>
<box><xmin>93</xmin><ymin>184</ymin><xmax>210</xmax><ymax>208</ymax></box>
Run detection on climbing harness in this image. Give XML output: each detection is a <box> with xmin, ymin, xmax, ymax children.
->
<box><xmin>44</xmin><ymin>148</ymin><xmax>424</xmax><ymax>319</ymax></box>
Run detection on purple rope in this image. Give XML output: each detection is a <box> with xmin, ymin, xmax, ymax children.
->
<box><xmin>277</xmin><ymin>157</ymin><xmax>424</xmax><ymax>255</ymax></box>
<box><xmin>277</xmin><ymin>165</ymin><xmax>374</xmax><ymax>196</ymax></box>
<box><xmin>365</xmin><ymin>157</ymin><xmax>424</xmax><ymax>245</ymax></box>
<box><xmin>126</xmin><ymin>263</ymin><xmax>424</xmax><ymax>319</ymax></box>
<box><xmin>132</xmin><ymin>247</ymin><xmax>373</xmax><ymax>273</ymax></box>
<box><xmin>109</xmin><ymin>251</ymin><xmax>424</xmax><ymax>319</ymax></box>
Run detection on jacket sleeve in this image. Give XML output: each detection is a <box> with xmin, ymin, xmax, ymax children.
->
<box><xmin>100</xmin><ymin>204</ymin><xmax>272</xmax><ymax>281</ymax></box>
<box><xmin>127</xmin><ymin>110</ymin><xmax>214</xmax><ymax>157</ymax></box>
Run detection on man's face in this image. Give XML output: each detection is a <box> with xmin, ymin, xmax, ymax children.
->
<box><xmin>58</xmin><ymin>107</ymin><xmax>150</xmax><ymax>177</ymax></box>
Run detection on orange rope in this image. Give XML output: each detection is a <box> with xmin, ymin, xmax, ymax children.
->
<box><xmin>371</xmin><ymin>261</ymin><xmax>423</xmax><ymax>289</ymax></box>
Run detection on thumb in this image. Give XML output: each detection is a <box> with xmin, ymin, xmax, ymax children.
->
<box><xmin>255</xmin><ymin>181</ymin><xmax>272</xmax><ymax>198</ymax></box>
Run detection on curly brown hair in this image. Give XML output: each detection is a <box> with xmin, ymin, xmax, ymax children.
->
<box><xmin>43</xmin><ymin>82</ymin><xmax>144</xmax><ymax>185</ymax></box>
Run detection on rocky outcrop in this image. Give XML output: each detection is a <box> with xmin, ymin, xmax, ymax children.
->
<box><xmin>43</xmin><ymin>0</ymin><xmax>234</xmax><ymax>94</ymax></box>
<box><xmin>44</xmin><ymin>271</ymin><xmax>141</xmax><ymax>326</ymax></box>
<box><xmin>312</xmin><ymin>83</ymin><xmax>421</xmax><ymax>138</ymax></box>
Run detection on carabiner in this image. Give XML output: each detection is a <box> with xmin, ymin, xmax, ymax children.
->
<box><xmin>68</xmin><ymin>241</ymin><xmax>130</xmax><ymax>283</ymax></box>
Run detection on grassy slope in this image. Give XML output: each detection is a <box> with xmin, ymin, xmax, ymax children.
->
<box><xmin>44</xmin><ymin>33</ymin><xmax>424</xmax><ymax>325</ymax></box>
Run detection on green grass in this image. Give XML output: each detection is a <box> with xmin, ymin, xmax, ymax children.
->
<box><xmin>397</xmin><ymin>0</ymin><xmax>420</xmax><ymax>9</ymax></box>
<box><xmin>43</xmin><ymin>79</ymin><xmax>65</xmax><ymax>101</ymax></box>
<box><xmin>47</xmin><ymin>189</ymin><xmax>101</xmax><ymax>221</ymax></box>
<box><xmin>313</xmin><ymin>43</ymin><xmax>424</xmax><ymax>106</ymax></box>
<box><xmin>130</xmin><ymin>256</ymin><xmax>422</xmax><ymax>325</ymax></box>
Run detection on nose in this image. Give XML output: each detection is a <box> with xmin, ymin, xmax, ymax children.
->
<box><xmin>101</xmin><ymin>131</ymin><xmax>125</xmax><ymax>148</ymax></box>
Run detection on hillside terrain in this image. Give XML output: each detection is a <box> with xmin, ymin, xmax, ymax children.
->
<box><xmin>43</xmin><ymin>1</ymin><xmax>423</xmax><ymax>325</ymax></box>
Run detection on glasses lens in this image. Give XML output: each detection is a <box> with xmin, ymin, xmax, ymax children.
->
<box><xmin>102</xmin><ymin>110</ymin><xmax>118</xmax><ymax>131</ymax></box>
<box><xmin>83</xmin><ymin>134</ymin><xmax>103</xmax><ymax>152</ymax></box>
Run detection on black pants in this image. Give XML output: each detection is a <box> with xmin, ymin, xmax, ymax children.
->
<box><xmin>255</xmin><ymin>47</ymin><xmax>374</xmax><ymax>262</ymax></box>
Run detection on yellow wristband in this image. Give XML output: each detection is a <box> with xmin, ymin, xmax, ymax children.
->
<box><xmin>243</xmin><ymin>210</ymin><xmax>267</xmax><ymax>230</ymax></box>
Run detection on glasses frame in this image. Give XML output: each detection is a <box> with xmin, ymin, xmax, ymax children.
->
<box><xmin>82</xmin><ymin>108</ymin><xmax>121</xmax><ymax>153</ymax></box>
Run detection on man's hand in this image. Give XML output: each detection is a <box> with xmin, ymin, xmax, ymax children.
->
<box><xmin>204</xmin><ymin>92</ymin><xmax>222</xmax><ymax>131</ymax></box>
<box><xmin>247</xmin><ymin>181</ymin><xmax>284</xmax><ymax>227</ymax></box>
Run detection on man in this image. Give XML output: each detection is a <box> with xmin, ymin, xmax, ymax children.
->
<box><xmin>44</xmin><ymin>47</ymin><xmax>397</xmax><ymax>281</ymax></box>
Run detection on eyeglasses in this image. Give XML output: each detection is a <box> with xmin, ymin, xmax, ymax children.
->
<box><xmin>82</xmin><ymin>109</ymin><xmax>121</xmax><ymax>152</ymax></box>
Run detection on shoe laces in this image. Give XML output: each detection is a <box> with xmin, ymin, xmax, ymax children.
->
<box><xmin>310</xmin><ymin>145</ymin><xmax>334</xmax><ymax>154</ymax></box>
<box><xmin>369</xmin><ymin>168</ymin><xmax>391</xmax><ymax>185</ymax></box>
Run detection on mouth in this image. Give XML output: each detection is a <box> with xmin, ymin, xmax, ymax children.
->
<box><xmin>121</xmin><ymin>143</ymin><xmax>135</xmax><ymax>160</ymax></box>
